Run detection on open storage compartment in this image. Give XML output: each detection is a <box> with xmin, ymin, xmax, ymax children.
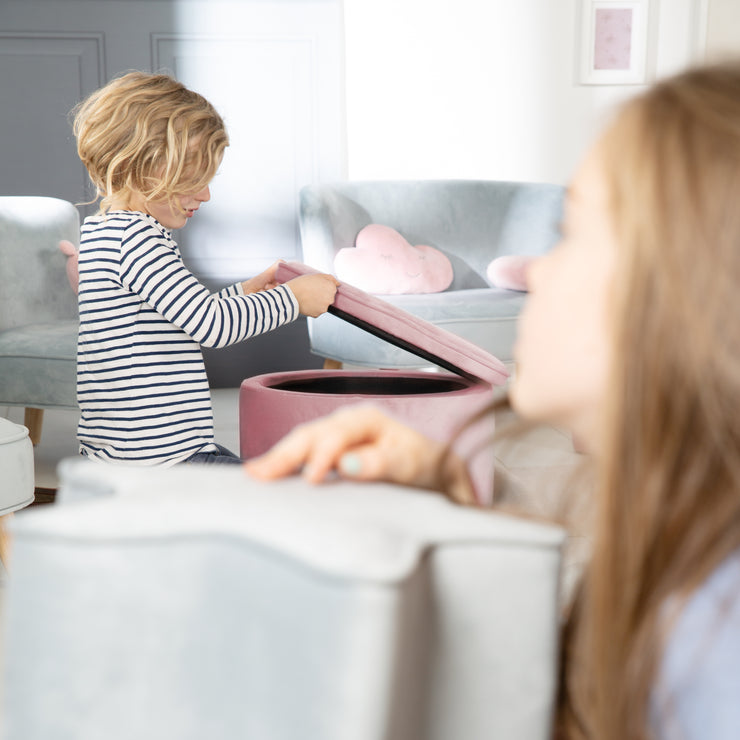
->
<box><xmin>240</xmin><ymin>262</ymin><xmax>510</xmax><ymax>503</ymax></box>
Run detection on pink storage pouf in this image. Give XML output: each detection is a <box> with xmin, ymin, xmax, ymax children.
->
<box><xmin>240</xmin><ymin>368</ymin><xmax>497</xmax><ymax>503</ymax></box>
<box><xmin>240</xmin><ymin>263</ymin><xmax>510</xmax><ymax>504</ymax></box>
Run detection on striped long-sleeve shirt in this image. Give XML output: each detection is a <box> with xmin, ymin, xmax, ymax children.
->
<box><xmin>76</xmin><ymin>210</ymin><xmax>298</xmax><ymax>465</ymax></box>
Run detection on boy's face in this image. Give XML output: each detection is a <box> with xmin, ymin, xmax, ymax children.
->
<box><xmin>129</xmin><ymin>186</ymin><xmax>211</xmax><ymax>230</ymax></box>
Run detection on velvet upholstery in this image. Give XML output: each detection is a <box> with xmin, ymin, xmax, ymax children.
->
<box><xmin>240</xmin><ymin>368</ymin><xmax>498</xmax><ymax>503</ymax></box>
<box><xmin>275</xmin><ymin>261</ymin><xmax>509</xmax><ymax>385</ymax></box>
<box><xmin>335</xmin><ymin>224</ymin><xmax>454</xmax><ymax>294</ymax></box>
<box><xmin>0</xmin><ymin>197</ymin><xmax>79</xmax><ymax>411</ymax></box>
<box><xmin>0</xmin><ymin>417</ymin><xmax>34</xmax><ymax>515</ymax></box>
<box><xmin>299</xmin><ymin>180</ymin><xmax>565</xmax><ymax>366</ymax></box>
<box><xmin>256</xmin><ymin>262</ymin><xmax>509</xmax><ymax>502</ymax></box>
<box><xmin>3</xmin><ymin>459</ymin><xmax>565</xmax><ymax>740</ymax></box>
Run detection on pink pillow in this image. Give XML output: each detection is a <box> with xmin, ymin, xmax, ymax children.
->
<box><xmin>59</xmin><ymin>239</ymin><xmax>79</xmax><ymax>294</ymax></box>
<box><xmin>486</xmin><ymin>255</ymin><xmax>533</xmax><ymax>292</ymax></box>
<box><xmin>334</xmin><ymin>224</ymin><xmax>453</xmax><ymax>295</ymax></box>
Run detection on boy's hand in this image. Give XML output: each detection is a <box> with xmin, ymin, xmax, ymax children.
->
<box><xmin>286</xmin><ymin>273</ymin><xmax>339</xmax><ymax>317</ymax></box>
<box><xmin>241</xmin><ymin>261</ymin><xmax>282</xmax><ymax>294</ymax></box>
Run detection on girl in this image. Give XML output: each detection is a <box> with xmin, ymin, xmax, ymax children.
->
<box><xmin>73</xmin><ymin>71</ymin><xmax>338</xmax><ymax>465</ymax></box>
<box><xmin>246</xmin><ymin>61</ymin><xmax>740</xmax><ymax>738</ymax></box>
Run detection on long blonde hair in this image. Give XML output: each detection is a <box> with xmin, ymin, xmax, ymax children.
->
<box><xmin>559</xmin><ymin>60</ymin><xmax>740</xmax><ymax>739</ymax></box>
<box><xmin>72</xmin><ymin>71</ymin><xmax>229</xmax><ymax>214</ymax></box>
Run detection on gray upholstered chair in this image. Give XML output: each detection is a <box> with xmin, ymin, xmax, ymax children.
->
<box><xmin>298</xmin><ymin>180</ymin><xmax>565</xmax><ymax>368</ymax></box>
<box><xmin>0</xmin><ymin>197</ymin><xmax>80</xmax><ymax>443</ymax></box>
<box><xmin>0</xmin><ymin>416</ymin><xmax>35</xmax><ymax>564</ymax></box>
<box><xmin>3</xmin><ymin>458</ymin><xmax>565</xmax><ymax>740</ymax></box>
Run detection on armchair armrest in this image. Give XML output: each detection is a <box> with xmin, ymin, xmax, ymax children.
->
<box><xmin>3</xmin><ymin>459</ymin><xmax>565</xmax><ymax>740</ymax></box>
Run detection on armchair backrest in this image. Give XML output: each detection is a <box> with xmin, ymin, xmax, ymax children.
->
<box><xmin>0</xmin><ymin>196</ymin><xmax>79</xmax><ymax>331</ymax></box>
<box><xmin>299</xmin><ymin>180</ymin><xmax>565</xmax><ymax>278</ymax></box>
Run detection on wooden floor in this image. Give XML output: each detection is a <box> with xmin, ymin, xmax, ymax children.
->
<box><xmin>31</xmin><ymin>487</ymin><xmax>56</xmax><ymax>506</ymax></box>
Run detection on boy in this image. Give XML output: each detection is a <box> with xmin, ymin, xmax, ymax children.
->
<box><xmin>72</xmin><ymin>71</ymin><xmax>337</xmax><ymax>465</ymax></box>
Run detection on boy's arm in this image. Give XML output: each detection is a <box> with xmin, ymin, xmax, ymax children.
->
<box><xmin>118</xmin><ymin>225</ymin><xmax>299</xmax><ymax>348</ymax></box>
<box><xmin>213</xmin><ymin>261</ymin><xmax>281</xmax><ymax>299</ymax></box>
<box><xmin>221</xmin><ymin>262</ymin><xmax>339</xmax><ymax>318</ymax></box>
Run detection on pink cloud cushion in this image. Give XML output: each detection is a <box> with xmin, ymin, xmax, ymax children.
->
<box><xmin>486</xmin><ymin>255</ymin><xmax>533</xmax><ymax>292</ymax></box>
<box><xmin>334</xmin><ymin>224</ymin><xmax>453</xmax><ymax>295</ymax></box>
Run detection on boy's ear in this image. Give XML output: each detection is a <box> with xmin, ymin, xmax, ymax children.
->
<box><xmin>59</xmin><ymin>239</ymin><xmax>79</xmax><ymax>295</ymax></box>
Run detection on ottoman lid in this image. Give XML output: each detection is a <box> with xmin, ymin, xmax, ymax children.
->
<box><xmin>276</xmin><ymin>261</ymin><xmax>509</xmax><ymax>386</ymax></box>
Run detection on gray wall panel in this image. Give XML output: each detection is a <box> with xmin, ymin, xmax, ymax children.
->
<box><xmin>0</xmin><ymin>0</ymin><xmax>344</xmax><ymax>385</ymax></box>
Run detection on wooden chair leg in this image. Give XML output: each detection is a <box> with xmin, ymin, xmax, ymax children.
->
<box><xmin>323</xmin><ymin>358</ymin><xmax>343</xmax><ymax>370</ymax></box>
<box><xmin>0</xmin><ymin>513</ymin><xmax>12</xmax><ymax>569</ymax></box>
<box><xmin>24</xmin><ymin>407</ymin><xmax>44</xmax><ymax>446</ymax></box>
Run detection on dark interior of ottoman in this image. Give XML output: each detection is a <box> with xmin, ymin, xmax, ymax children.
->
<box><xmin>271</xmin><ymin>375</ymin><xmax>470</xmax><ymax>395</ymax></box>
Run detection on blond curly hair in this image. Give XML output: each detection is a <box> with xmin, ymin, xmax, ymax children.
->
<box><xmin>72</xmin><ymin>71</ymin><xmax>229</xmax><ymax>214</ymax></box>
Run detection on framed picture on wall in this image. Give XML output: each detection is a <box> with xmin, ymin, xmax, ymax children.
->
<box><xmin>579</xmin><ymin>0</ymin><xmax>650</xmax><ymax>85</ymax></box>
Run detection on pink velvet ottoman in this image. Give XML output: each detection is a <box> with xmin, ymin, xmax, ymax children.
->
<box><xmin>240</xmin><ymin>262</ymin><xmax>509</xmax><ymax>503</ymax></box>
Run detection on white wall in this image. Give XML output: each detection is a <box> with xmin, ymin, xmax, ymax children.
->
<box><xmin>706</xmin><ymin>0</ymin><xmax>740</xmax><ymax>59</ymax></box>
<box><xmin>343</xmin><ymin>0</ymin><xmax>709</xmax><ymax>185</ymax></box>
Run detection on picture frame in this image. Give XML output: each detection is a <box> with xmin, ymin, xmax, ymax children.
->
<box><xmin>579</xmin><ymin>0</ymin><xmax>650</xmax><ymax>85</ymax></box>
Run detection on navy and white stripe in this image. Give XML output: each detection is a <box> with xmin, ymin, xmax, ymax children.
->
<box><xmin>76</xmin><ymin>210</ymin><xmax>298</xmax><ymax>465</ymax></box>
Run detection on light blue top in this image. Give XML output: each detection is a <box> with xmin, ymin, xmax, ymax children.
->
<box><xmin>651</xmin><ymin>550</ymin><xmax>740</xmax><ymax>738</ymax></box>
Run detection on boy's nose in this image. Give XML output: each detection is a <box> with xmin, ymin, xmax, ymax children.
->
<box><xmin>196</xmin><ymin>186</ymin><xmax>211</xmax><ymax>203</ymax></box>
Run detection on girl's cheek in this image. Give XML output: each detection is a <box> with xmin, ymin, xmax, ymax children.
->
<box><xmin>524</xmin><ymin>256</ymin><xmax>544</xmax><ymax>292</ymax></box>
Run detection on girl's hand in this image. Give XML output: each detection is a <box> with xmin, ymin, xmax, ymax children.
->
<box><xmin>285</xmin><ymin>273</ymin><xmax>339</xmax><ymax>317</ymax></box>
<box><xmin>244</xmin><ymin>405</ymin><xmax>476</xmax><ymax>504</ymax></box>
<box><xmin>241</xmin><ymin>261</ymin><xmax>283</xmax><ymax>294</ymax></box>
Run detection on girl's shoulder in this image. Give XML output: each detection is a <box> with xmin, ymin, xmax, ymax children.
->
<box><xmin>670</xmin><ymin>549</ymin><xmax>740</xmax><ymax>670</ymax></box>
<box><xmin>652</xmin><ymin>550</ymin><xmax>740</xmax><ymax>738</ymax></box>
<box><xmin>681</xmin><ymin>550</ymin><xmax>740</xmax><ymax>632</ymax></box>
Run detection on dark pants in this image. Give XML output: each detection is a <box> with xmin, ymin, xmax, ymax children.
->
<box><xmin>183</xmin><ymin>443</ymin><xmax>243</xmax><ymax>465</ymax></box>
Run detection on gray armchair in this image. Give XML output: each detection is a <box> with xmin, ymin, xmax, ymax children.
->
<box><xmin>3</xmin><ymin>459</ymin><xmax>565</xmax><ymax>740</ymax></box>
<box><xmin>0</xmin><ymin>197</ymin><xmax>79</xmax><ymax>443</ymax></box>
<box><xmin>298</xmin><ymin>180</ymin><xmax>565</xmax><ymax>368</ymax></box>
